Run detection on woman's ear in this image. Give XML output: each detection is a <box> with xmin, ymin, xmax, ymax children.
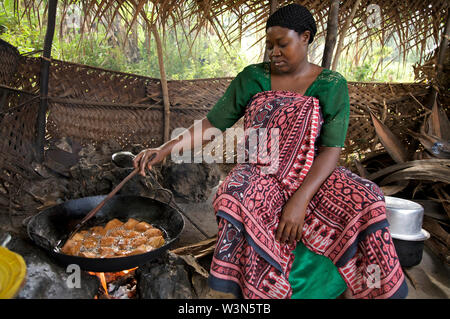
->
<box><xmin>301</xmin><ymin>30</ymin><xmax>311</xmax><ymax>44</ymax></box>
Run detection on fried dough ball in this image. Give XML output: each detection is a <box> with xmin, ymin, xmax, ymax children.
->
<box><xmin>98</xmin><ymin>247</ymin><xmax>116</xmax><ymax>258</ymax></box>
<box><xmin>128</xmin><ymin>244</ymin><xmax>152</xmax><ymax>256</ymax></box>
<box><xmin>144</xmin><ymin>228</ymin><xmax>162</xmax><ymax>238</ymax></box>
<box><xmin>123</xmin><ymin>230</ymin><xmax>140</xmax><ymax>238</ymax></box>
<box><xmin>129</xmin><ymin>236</ymin><xmax>147</xmax><ymax>247</ymax></box>
<box><xmin>147</xmin><ymin>236</ymin><xmax>165</xmax><ymax>248</ymax></box>
<box><xmin>108</xmin><ymin>229</ymin><xmax>127</xmax><ymax>237</ymax></box>
<box><xmin>83</xmin><ymin>237</ymin><xmax>98</xmax><ymax>249</ymax></box>
<box><xmin>90</xmin><ymin>226</ymin><xmax>107</xmax><ymax>236</ymax></box>
<box><xmin>134</xmin><ymin>221</ymin><xmax>152</xmax><ymax>232</ymax></box>
<box><xmin>104</xmin><ymin>218</ymin><xmax>123</xmax><ymax>231</ymax></box>
<box><xmin>100</xmin><ymin>236</ymin><xmax>116</xmax><ymax>247</ymax></box>
<box><xmin>117</xmin><ymin>238</ymin><xmax>130</xmax><ymax>249</ymax></box>
<box><xmin>123</xmin><ymin>218</ymin><xmax>140</xmax><ymax>230</ymax></box>
<box><xmin>61</xmin><ymin>240</ymin><xmax>82</xmax><ymax>255</ymax></box>
<box><xmin>71</xmin><ymin>233</ymin><xmax>85</xmax><ymax>242</ymax></box>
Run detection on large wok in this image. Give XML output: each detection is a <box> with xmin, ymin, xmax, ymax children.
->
<box><xmin>27</xmin><ymin>194</ymin><xmax>185</xmax><ymax>272</ymax></box>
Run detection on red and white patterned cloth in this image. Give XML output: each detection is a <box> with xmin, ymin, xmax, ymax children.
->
<box><xmin>208</xmin><ymin>91</ymin><xmax>407</xmax><ymax>299</ymax></box>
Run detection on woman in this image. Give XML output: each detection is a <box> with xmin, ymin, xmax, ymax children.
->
<box><xmin>134</xmin><ymin>4</ymin><xmax>408</xmax><ymax>299</ymax></box>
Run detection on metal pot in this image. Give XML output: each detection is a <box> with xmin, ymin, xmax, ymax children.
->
<box><xmin>385</xmin><ymin>196</ymin><xmax>430</xmax><ymax>267</ymax></box>
<box><xmin>112</xmin><ymin>151</ymin><xmax>135</xmax><ymax>168</ymax></box>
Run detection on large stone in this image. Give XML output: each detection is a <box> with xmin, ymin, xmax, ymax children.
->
<box><xmin>66</xmin><ymin>142</ymin><xmax>161</xmax><ymax>200</ymax></box>
<box><xmin>161</xmin><ymin>162</ymin><xmax>221</xmax><ymax>203</ymax></box>
<box><xmin>1</xmin><ymin>230</ymin><xmax>99</xmax><ymax>299</ymax></box>
<box><xmin>136</xmin><ymin>252</ymin><xmax>195</xmax><ymax>299</ymax></box>
<box><xmin>136</xmin><ymin>251</ymin><xmax>235</xmax><ymax>299</ymax></box>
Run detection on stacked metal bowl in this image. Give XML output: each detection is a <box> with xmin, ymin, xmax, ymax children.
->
<box><xmin>385</xmin><ymin>196</ymin><xmax>430</xmax><ymax>267</ymax></box>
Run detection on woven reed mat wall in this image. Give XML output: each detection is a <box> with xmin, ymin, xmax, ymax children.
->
<box><xmin>0</xmin><ymin>39</ymin><xmax>20</xmax><ymax>86</ymax></box>
<box><xmin>344</xmin><ymin>81</ymin><xmax>430</xmax><ymax>159</ymax></box>
<box><xmin>40</xmin><ymin>59</ymin><xmax>234</xmax><ymax>148</ymax></box>
<box><xmin>0</xmin><ymin>40</ymin><xmax>42</xmax><ymax>217</ymax></box>
<box><xmin>0</xmin><ymin>86</ymin><xmax>41</xmax><ymax>212</ymax></box>
<box><xmin>0</xmin><ymin>87</ymin><xmax>39</xmax><ymax>167</ymax></box>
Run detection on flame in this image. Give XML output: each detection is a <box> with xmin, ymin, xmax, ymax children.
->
<box><xmin>99</xmin><ymin>273</ymin><xmax>108</xmax><ymax>296</ymax></box>
<box><xmin>88</xmin><ymin>271</ymin><xmax>110</xmax><ymax>297</ymax></box>
<box><xmin>122</xmin><ymin>267</ymin><xmax>137</xmax><ymax>274</ymax></box>
<box><xmin>88</xmin><ymin>267</ymin><xmax>138</xmax><ymax>298</ymax></box>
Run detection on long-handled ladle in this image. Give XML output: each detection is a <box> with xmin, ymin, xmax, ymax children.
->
<box><xmin>56</xmin><ymin>166</ymin><xmax>140</xmax><ymax>250</ymax></box>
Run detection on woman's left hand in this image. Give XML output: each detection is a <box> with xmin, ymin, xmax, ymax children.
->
<box><xmin>275</xmin><ymin>196</ymin><xmax>308</xmax><ymax>245</ymax></box>
<box><xmin>274</xmin><ymin>147</ymin><xmax>340</xmax><ymax>245</ymax></box>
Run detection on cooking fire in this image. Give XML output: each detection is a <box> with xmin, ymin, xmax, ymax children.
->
<box><xmin>88</xmin><ymin>267</ymin><xmax>138</xmax><ymax>299</ymax></box>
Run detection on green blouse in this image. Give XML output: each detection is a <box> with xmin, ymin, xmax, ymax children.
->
<box><xmin>206</xmin><ymin>62</ymin><xmax>350</xmax><ymax>147</ymax></box>
<box><xmin>207</xmin><ymin>62</ymin><xmax>349</xmax><ymax>298</ymax></box>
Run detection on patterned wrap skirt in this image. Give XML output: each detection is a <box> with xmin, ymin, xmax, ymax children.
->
<box><xmin>208</xmin><ymin>91</ymin><xmax>408</xmax><ymax>299</ymax></box>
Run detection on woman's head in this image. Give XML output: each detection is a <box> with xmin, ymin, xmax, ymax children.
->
<box><xmin>265</xmin><ymin>4</ymin><xmax>317</xmax><ymax>74</ymax></box>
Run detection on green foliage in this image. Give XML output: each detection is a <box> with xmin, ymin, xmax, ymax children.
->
<box><xmin>0</xmin><ymin>2</ymin><xmax>419</xmax><ymax>82</ymax></box>
<box><xmin>0</xmin><ymin>2</ymin><xmax>252</xmax><ymax>79</ymax></box>
<box><xmin>351</xmin><ymin>63</ymin><xmax>372</xmax><ymax>82</ymax></box>
<box><xmin>0</xmin><ymin>0</ymin><xmax>43</xmax><ymax>53</ymax></box>
<box><xmin>336</xmin><ymin>35</ymin><xmax>416</xmax><ymax>82</ymax></box>
<box><xmin>53</xmin><ymin>34</ymin><xmax>131</xmax><ymax>72</ymax></box>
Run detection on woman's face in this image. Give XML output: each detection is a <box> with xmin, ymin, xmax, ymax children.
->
<box><xmin>266</xmin><ymin>26</ymin><xmax>310</xmax><ymax>74</ymax></box>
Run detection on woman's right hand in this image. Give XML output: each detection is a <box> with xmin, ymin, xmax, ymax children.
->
<box><xmin>133</xmin><ymin>148</ymin><xmax>166</xmax><ymax>176</ymax></box>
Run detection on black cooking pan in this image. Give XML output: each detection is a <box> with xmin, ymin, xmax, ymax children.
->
<box><xmin>27</xmin><ymin>195</ymin><xmax>184</xmax><ymax>272</ymax></box>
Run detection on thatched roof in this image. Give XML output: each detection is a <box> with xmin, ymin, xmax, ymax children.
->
<box><xmin>12</xmin><ymin>0</ymin><xmax>450</xmax><ymax>66</ymax></box>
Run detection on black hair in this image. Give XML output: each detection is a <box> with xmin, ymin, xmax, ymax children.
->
<box><xmin>266</xmin><ymin>4</ymin><xmax>317</xmax><ymax>44</ymax></box>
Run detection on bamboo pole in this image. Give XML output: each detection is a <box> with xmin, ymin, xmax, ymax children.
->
<box><xmin>426</xmin><ymin>12</ymin><xmax>450</xmax><ymax>109</ymax></box>
<box><xmin>321</xmin><ymin>0</ymin><xmax>340</xmax><ymax>69</ymax></box>
<box><xmin>331</xmin><ymin>0</ymin><xmax>361</xmax><ymax>71</ymax></box>
<box><xmin>36</xmin><ymin>0</ymin><xmax>58</xmax><ymax>163</ymax></box>
<box><xmin>263</xmin><ymin>0</ymin><xmax>279</xmax><ymax>62</ymax></box>
<box><xmin>151</xmin><ymin>24</ymin><xmax>171</xmax><ymax>144</ymax></box>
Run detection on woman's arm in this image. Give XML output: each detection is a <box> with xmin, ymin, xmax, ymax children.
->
<box><xmin>133</xmin><ymin>64</ymin><xmax>267</xmax><ymax>176</ymax></box>
<box><xmin>275</xmin><ymin>146</ymin><xmax>341</xmax><ymax>244</ymax></box>
<box><xmin>133</xmin><ymin>117</ymin><xmax>216</xmax><ymax>176</ymax></box>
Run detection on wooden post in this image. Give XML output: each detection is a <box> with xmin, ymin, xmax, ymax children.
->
<box><xmin>331</xmin><ymin>0</ymin><xmax>361</xmax><ymax>71</ymax></box>
<box><xmin>426</xmin><ymin>12</ymin><xmax>450</xmax><ymax>109</ymax></box>
<box><xmin>35</xmin><ymin>0</ymin><xmax>57</xmax><ymax>163</ymax></box>
<box><xmin>0</xmin><ymin>89</ymin><xmax>7</xmax><ymax>112</ymax></box>
<box><xmin>151</xmin><ymin>25</ymin><xmax>170</xmax><ymax>144</ymax></box>
<box><xmin>321</xmin><ymin>0</ymin><xmax>340</xmax><ymax>69</ymax></box>
<box><xmin>263</xmin><ymin>0</ymin><xmax>279</xmax><ymax>62</ymax></box>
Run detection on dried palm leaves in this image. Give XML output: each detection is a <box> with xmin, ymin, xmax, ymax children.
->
<box><xmin>365</xmin><ymin>81</ymin><xmax>450</xmax><ymax>265</ymax></box>
<box><xmin>368</xmin><ymin>108</ymin><xmax>409</xmax><ymax>163</ymax></box>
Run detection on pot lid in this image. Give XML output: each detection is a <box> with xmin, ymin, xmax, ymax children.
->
<box><xmin>385</xmin><ymin>196</ymin><xmax>423</xmax><ymax>212</ymax></box>
<box><xmin>0</xmin><ymin>247</ymin><xmax>27</xmax><ymax>299</ymax></box>
<box><xmin>391</xmin><ymin>229</ymin><xmax>430</xmax><ymax>242</ymax></box>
